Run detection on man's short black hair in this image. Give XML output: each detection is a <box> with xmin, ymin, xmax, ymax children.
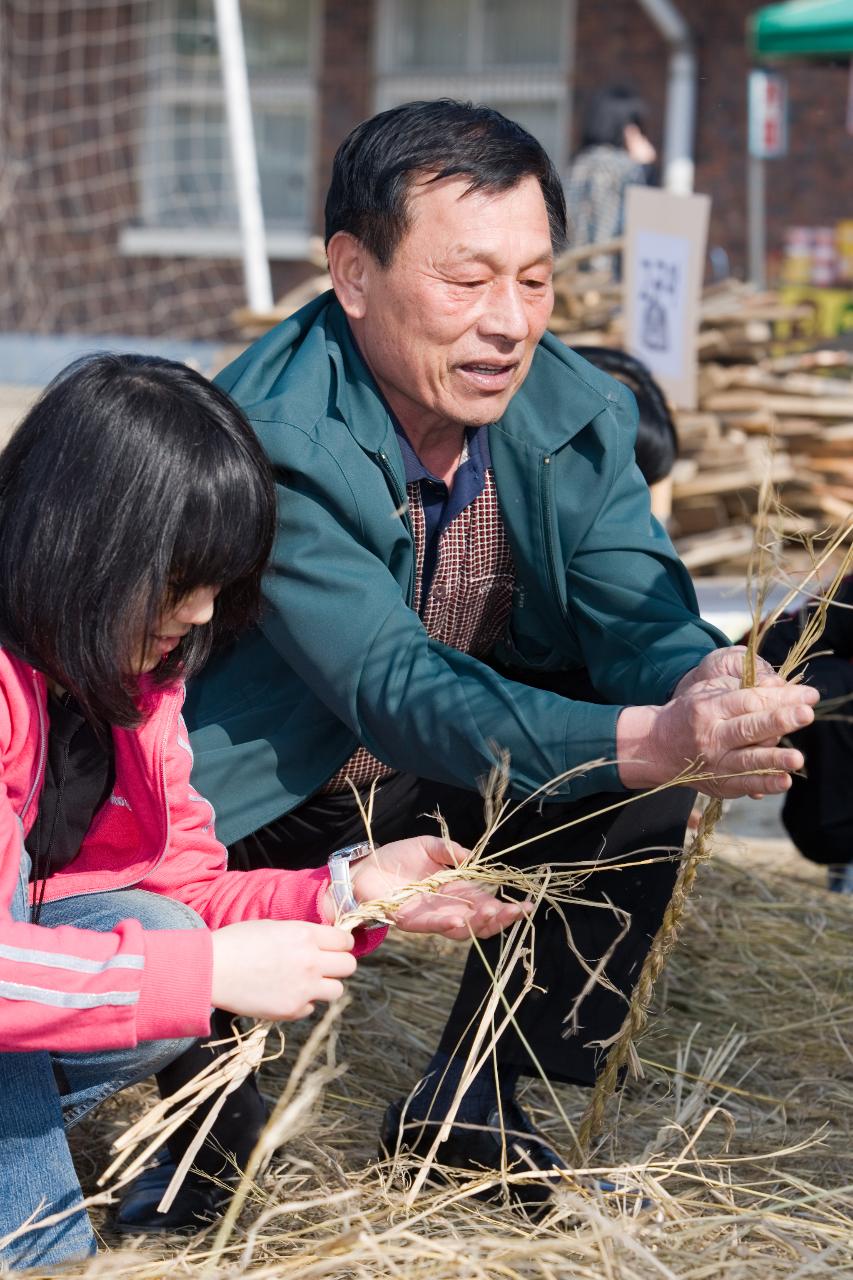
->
<box><xmin>580</xmin><ymin>85</ymin><xmax>648</xmax><ymax>151</ymax></box>
<box><xmin>325</xmin><ymin>99</ymin><xmax>567</xmax><ymax>267</ymax></box>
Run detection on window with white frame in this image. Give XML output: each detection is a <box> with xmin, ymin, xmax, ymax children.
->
<box><xmin>125</xmin><ymin>0</ymin><xmax>319</xmax><ymax>257</ymax></box>
<box><xmin>375</xmin><ymin>0</ymin><xmax>573</xmax><ymax>168</ymax></box>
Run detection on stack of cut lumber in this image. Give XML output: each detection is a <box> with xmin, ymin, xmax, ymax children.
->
<box><xmin>548</xmin><ymin>255</ymin><xmax>851</xmax><ymax>573</ymax></box>
<box><xmin>670</xmin><ymin>349</ymin><xmax>853</xmax><ymax>573</ymax></box>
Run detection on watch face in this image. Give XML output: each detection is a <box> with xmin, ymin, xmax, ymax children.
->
<box><xmin>335</xmin><ymin>841</ymin><xmax>371</xmax><ymax>863</ymax></box>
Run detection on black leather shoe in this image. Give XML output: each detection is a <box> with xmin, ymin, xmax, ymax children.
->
<box><xmin>379</xmin><ymin>1095</ymin><xmax>571</xmax><ymax>1213</ymax></box>
<box><xmin>113</xmin><ymin>1153</ymin><xmax>231</xmax><ymax>1234</ymax></box>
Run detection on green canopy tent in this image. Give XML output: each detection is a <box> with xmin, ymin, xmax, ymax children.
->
<box><xmin>751</xmin><ymin>0</ymin><xmax>853</xmax><ymax>60</ymax></box>
<box><xmin>747</xmin><ymin>1</ymin><xmax>853</xmax><ymax>284</ymax></box>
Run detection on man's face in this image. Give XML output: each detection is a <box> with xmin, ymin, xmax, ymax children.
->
<box><xmin>346</xmin><ymin>174</ymin><xmax>555</xmax><ymax>437</ymax></box>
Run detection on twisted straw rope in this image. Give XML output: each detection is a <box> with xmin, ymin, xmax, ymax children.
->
<box><xmin>575</xmin><ymin>795</ymin><xmax>723</xmax><ymax>1155</ymax></box>
<box><xmin>576</xmin><ymin>513</ymin><xmax>853</xmax><ymax>1154</ymax></box>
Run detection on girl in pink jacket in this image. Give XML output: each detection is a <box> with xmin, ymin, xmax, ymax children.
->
<box><xmin>0</xmin><ymin>354</ymin><xmax>522</xmax><ymax>1269</ymax></box>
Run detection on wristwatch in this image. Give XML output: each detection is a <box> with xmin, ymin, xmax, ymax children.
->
<box><xmin>327</xmin><ymin>841</ymin><xmax>387</xmax><ymax>928</ymax></box>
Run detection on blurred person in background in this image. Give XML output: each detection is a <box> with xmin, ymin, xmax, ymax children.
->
<box><xmin>756</xmin><ymin>578</ymin><xmax>853</xmax><ymax>894</ymax></box>
<box><xmin>571</xmin><ymin>345</ymin><xmax>678</xmax><ymax>523</ymax></box>
<box><xmin>565</xmin><ymin>85</ymin><xmax>657</xmax><ymax>275</ymax></box>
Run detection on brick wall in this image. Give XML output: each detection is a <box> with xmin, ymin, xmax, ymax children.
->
<box><xmin>1</xmin><ymin>0</ymin><xmax>850</xmax><ymax>340</ymax></box>
<box><xmin>316</xmin><ymin>0</ymin><xmax>375</xmax><ymax>232</ymax></box>
<box><xmin>0</xmin><ymin>1</ymin><xmax>254</xmax><ymax>340</ymax></box>
<box><xmin>572</xmin><ymin>0</ymin><xmax>853</xmax><ymax>278</ymax></box>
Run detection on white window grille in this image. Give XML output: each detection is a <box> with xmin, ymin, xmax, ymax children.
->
<box><xmin>375</xmin><ymin>0</ymin><xmax>574</xmax><ymax>167</ymax></box>
<box><xmin>123</xmin><ymin>0</ymin><xmax>320</xmax><ymax>258</ymax></box>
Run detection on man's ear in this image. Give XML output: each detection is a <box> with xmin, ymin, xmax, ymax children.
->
<box><xmin>327</xmin><ymin>231</ymin><xmax>371</xmax><ymax>319</ymax></box>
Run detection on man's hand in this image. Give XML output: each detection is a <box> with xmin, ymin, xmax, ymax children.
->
<box><xmin>211</xmin><ymin>919</ymin><xmax>356</xmax><ymax>1020</ymax></box>
<box><xmin>617</xmin><ymin>649</ymin><xmax>819</xmax><ymax>798</ymax></box>
<box><xmin>325</xmin><ymin>834</ymin><xmax>530</xmax><ymax>942</ymax></box>
<box><xmin>672</xmin><ymin>645</ymin><xmax>782</xmax><ymax>696</ymax></box>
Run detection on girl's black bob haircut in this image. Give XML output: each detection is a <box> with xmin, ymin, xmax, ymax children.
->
<box><xmin>0</xmin><ymin>352</ymin><xmax>276</xmax><ymax>728</ymax></box>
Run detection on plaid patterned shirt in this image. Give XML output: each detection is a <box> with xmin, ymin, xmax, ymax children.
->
<box><xmin>323</xmin><ymin>427</ymin><xmax>516</xmax><ymax>794</ymax></box>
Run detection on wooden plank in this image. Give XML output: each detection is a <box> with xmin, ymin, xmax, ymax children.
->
<box><xmin>721</xmin><ymin>369</ymin><xmax>853</xmax><ymax>400</ymax></box>
<box><xmin>795</xmin><ymin>456</ymin><xmax>853</xmax><ymax>478</ymax></box>
<box><xmin>818</xmin><ymin>421</ymin><xmax>853</xmax><ymax>441</ymax></box>
<box><xmin>231</xmin><ymin>272</ymin><xmax>330</xmax><ymax>334</ymax></box>
<box><xmin>553</xmin><ymin>237</ymin><xmax>624</xmax><ymax>272</ymax></box>
<box><xmin>703</xmin><ymin>391</ymin><xmax>853</xmax><ymax>418</ymax></box>
<box><xmin>807</xmin><ymin>484</ymin><xmax>853</xmax><ymax>519</ymax></box>
<box><xmin>675</xmin><ymin>525</ymin><xmax>755</xmax><ymax>570</ymax></box>
<box><xmin>0</xmin><ymin>385</ymin><xmax>38</xmax><ymax>450</ymax></box>
<box><xmin>804</xmin><ymin>479</ymin><xmax>853</xmax><ymax>498</ymax></box>
<box><xmin>673</xmin><ymin>455</ymin><xmax>793</xmax><ymax>499</ymax></box>
<box><xmin>751</xmin><ymin>512</ymin><xmax>818</xmax><ymax>536</ymax></box>
<box><xmin>761</xmin><ymin>350</ymin><xmax>853</xmax><ymax>375</ymax></box>
<box><xmin>673</xmin><ymin>412</ymin><xmax>722</xmax><ymax>443</ymax></box>
<box><xmin>671</xmin><ymin>495</ymin><xmax>728</xmax><ymax>536</ymax></box>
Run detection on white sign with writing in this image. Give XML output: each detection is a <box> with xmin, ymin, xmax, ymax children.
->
<box><xmin>631</xmin><ymin>229</ymin><xmax>690</xmax><ymax>382</ymax></box>
<box><xmin>749</xmin><ymin>69</ymin><xmax>788</xmax><ymax>159</ymax></box>
<box><xmin>624</xmin><ymin>187</ymin><xmax>711</xmax><ymax>409</ymax></box>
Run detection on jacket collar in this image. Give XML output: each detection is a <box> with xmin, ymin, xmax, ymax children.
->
<box><xmin>326</xmin><ymin>302</ymin><xmax>398</xmax><ymax>456</ymax></box>
<box><xmin>323</xmin><ymin>293</ymin><xmax>612</xmax><ymax>460</ymax></box>
<box><xmin>496</xmin><ymin>331</ymin><xmax>616</xmax><ymax>453</ymax></box>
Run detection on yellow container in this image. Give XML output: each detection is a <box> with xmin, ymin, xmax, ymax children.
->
<box><xmin>779</xmin><ymin>284</ymin><xmax>853</xmax><ymax>338</ymax></box>
<box><xmin>836</xmin><ymin>220</ymin><xmax>853</xmax><ymax>283</ymax></box>
<box><xmin>781</xmin><ymin>254</ymin><xmax>812</xmax><ymax>284</ymax></box>
<box><xmin>783</xmin><ymin>226</ymin><xmax>813</xmax><ymax>284</ymax></box>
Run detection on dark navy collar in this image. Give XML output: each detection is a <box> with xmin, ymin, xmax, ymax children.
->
<box><xmin>393</xmin><ymin>420</ymin><xmax>492</xmax><ymax>486</ymax></box>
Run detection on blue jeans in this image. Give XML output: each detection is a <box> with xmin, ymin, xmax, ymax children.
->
<box><xmin>0</xmin><ymin>841</ymin><xmax>204</xmax><ymax>1270</ymax></box>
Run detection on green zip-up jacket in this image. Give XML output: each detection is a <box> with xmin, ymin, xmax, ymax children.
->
<box><xmin>185</xmin><ymin>292</ymin><xmax>726</xmax><ymax>846</ymax></box>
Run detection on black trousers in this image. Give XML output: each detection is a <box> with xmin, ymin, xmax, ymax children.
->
<box><xmin>756</xmin><ymin>597</ymin><xmax>853</xmax><ymax>868</ymax></box>
<box><xmin>777</xmin><ymin>655</ymin><xmax>853</xmax><ymax>867</ymax></box>
<box><xmin>158</xmin><ymin>668</ymin><xmax>692</xmax><ymax>1176</ymax></box>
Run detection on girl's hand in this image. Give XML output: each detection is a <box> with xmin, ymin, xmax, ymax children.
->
<box><xmin>345</xmin><ymin>834</ymin><xmax>531</xmax><ymax>942</ymax></box>
<box><xmin>210</xmin><ymin>919</ymin><xmax>356</xmax><ymax>1020</ymax></box>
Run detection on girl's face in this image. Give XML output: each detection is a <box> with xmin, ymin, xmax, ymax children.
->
<box><xmin>135</xmin><ymin>586</ymin><xmax>220</xmax><ymax>673</ymax></box>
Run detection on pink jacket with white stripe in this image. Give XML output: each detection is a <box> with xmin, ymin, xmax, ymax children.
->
<box><xmin>0</xmin><ymin>648</ymin><xmax>381</xmax><ymax>1055</ymax></box>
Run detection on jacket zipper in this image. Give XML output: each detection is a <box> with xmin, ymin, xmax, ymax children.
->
<box><xmin>21</xmin><ymin>670</ymin><xmax>47</xmax><ymax>822</ymax></box>
<box><xmin>539</xmin><ymin>454</ymin><xmax>570</xmax><ymax>629</ymax></box>
<box><xmin>375</xmin><ymin>448</ymin><xmax>417</xmax><ymax>608</ymax></box>
<box><xmin>155</xmin><ymin>698</ymin><xmax>173</xmax><ymax>876</ymax></box>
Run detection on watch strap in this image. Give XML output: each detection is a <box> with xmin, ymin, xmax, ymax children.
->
<box><xmin>328</xmin><ymin>841</ymin><xmax>372</xmax><ymax>918</ymax></box>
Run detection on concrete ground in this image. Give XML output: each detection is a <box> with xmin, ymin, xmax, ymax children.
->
<box><xmin>0</xmin><ymin>333</ymin><xmax>225</xmax><ymax>388</ymax></box>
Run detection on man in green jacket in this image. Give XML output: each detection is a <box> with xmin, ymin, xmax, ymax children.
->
<box><xmin>120</xmin><ymin>101</ymin><xmax>816</xmax><ymax>1226</ymax></box>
